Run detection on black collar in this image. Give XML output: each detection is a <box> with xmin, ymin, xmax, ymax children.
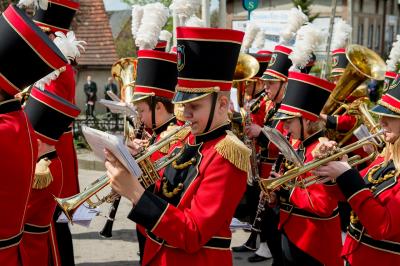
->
<box><xmin>37</xmin><ymin>150</ymin><xmax>57</xmax><ymax>162</ymax></box>
<box><xmin>301</xmin><ymin>130</ymin><xmax>325</xmax><ymax>148</ymax></box>
<box><xmin>195</xmin><ymin>123</ymin><xmax>230</xmax><ymax>144</ymax></box>
<box><xmin>153</xmin><ymin>116</ymin><xmax>176</xmax><ymax>135</ymax></box>
<box><xmin>0</xmin><ymin>99</ymin><xmax>21</xmax><ymax>114</ymax></box>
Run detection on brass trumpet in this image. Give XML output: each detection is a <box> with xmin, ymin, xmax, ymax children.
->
<box><xmin>259</xmin><ymin>130</ymin><xmax>384</xmax><ymax>194</ymax></box>
<box><xmin>55</xmin><ymin>122</ymin><xmax>191</xmax><ymax>222</ymax></box>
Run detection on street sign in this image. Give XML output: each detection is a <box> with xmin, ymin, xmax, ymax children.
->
<box><xmin>242</xmin><ymin>0</ymin><xmax>258</xmax><ymax>11</ymax></box>
<box><xmin>242</xmin><ymin>0</ymin><xmax>258</xmax><ymax>19</ymax></box>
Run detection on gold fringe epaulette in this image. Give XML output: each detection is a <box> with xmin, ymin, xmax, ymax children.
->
<box><xmin>215</xmin><ymin>130</ymin><xmax>251</xmax><ymax>172</ymax></box>
<box><xmin>33</xmin><ymin>158</ymin><xmax>53</xmax><ymax>189</ymax></box>
<box><xmin>159</xmin><ymin>125</ymin><xmax>191</xmax><ymax>154</ymax></box>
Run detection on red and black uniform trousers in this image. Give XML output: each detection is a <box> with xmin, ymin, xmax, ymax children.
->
<box><xmin>0</xmin><ymin>100</ymin><xmax>37</xmax><ymax>266</ymax></box>
<box><xmin>127</xmin><ymin>125</ymin><xmax>247</xmax><ymax>266</ymax></box>
<box><xmin>46</xmin><ymin>64</ymin><xmax>79</xmax><ymax>266</ymax></box>
<box><xmin>333</xmin><ymin>156</ymin><xmax>400</xmax><ymax>265</ymax></box>
<box><xmin>276</xmin><ymin>131</ymin><xmax>343</xmax><ymax>266</ymax></box>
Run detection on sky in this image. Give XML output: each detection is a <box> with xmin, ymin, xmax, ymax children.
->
<box><xmin>103</xmin><ymin>0</ymin><xmax>219</xmax><ymax>11</ymax></box>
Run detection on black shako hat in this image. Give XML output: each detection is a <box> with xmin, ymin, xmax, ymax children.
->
<box><xmin>172</xmin><ymin>26</ymin><xmax>244</xmax><ymax>104</ymax></box>
<box><xmin>275</xmin><ymin>71</ymin><xmax>335</xmax><ymax>121</ymax></box>
<box><xmin>24</xmin><ymin>87</ymin><xmax>80</xmax><ymax>144</ymax></box>
<box><xmin>0</xmin><ymin>4</ymin><xmax>68</xmax><ymax>96</ymax></box>
<box><xmin>261</xmin><ymin>45</ymin><xmax>292</xmax><ymax>82</ymax></box>
<box><xmin>251</xmin><ymin>50</ymin><xmax>272</xmax><ymax>79</ymax></box>
<box><xmin>331</xmin><ymin>48</ymin><xmax>348</xmax><ymax>77</ymax></box>
<box><xmin>32</xmin><ymin>0</ymin><xmax>80</xmax><ymax>34</ymax></box>
<box><xmin>371</xmin><ymin>75</ymin><xmax>400</xmax><ymax>118</ymax></box>
<box><xmin>133</xmin><ymin>49</ymin><xmax>177</xmax><ymax>102</ymax></box>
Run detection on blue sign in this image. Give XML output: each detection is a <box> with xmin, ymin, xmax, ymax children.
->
<box><xmin>242</xmin><ymin>0</ymin><xmax>258</xmax><ymax>12</ymax></box>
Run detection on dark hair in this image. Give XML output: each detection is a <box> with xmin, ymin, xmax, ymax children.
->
<box><xmin>142</xmin><ymin>96</ymin><xmax>174</xmax><ymax>114</ymax></box>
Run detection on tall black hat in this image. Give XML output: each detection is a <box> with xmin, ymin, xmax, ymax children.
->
<box><xmin>383</xmin><ymin>71</ymin><xmax>397</xmax><ymax>92</ymax></box>
<box><xmin>0</xmin><ymin>4</ymin><xmax>68</xmax><ymax>96</ymax></box>
<box><xmin>133</xmin><ymin>49</ymin><xmax>177</xmax><ymax>102</ymax></box>
<box><xmin>24</xmin><ymin>87</ymin><xmax>80</xmax><ymax>144</ymax></box>
<box><xmin>275</xmin><ymin>72</ymin><xmax>335</xmax><ymax>121</ymax></box>
<box><xmin>32</xmin><ymin>0</ymin><xmax>79</xmax><ymax>34</ymax></box>
<box><xmin>172</xmin><ymin>27</ymin><xmax>244</xmax><ymax>104</ymax></box>
<box><xmin>371</xmin><ymin>75</ymin><xmax>400</xmax><ymax>118</ymax></box>
<box><xmin>331</xmin><ymin>48</ymin><xmax>348</xmax><ymax>77</ymax></box>
<box><xmin>261</xmin><ymin>45</ymin><xmax>292</xmax><ymax>82</ymax></box>
<box><xmin>251</xmin><ymin>50</ymin><xmax>272</xmax><ymax>79</ymax></box>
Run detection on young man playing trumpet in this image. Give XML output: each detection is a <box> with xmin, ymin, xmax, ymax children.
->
<box><xmin>267</xmin><ymin>71</ymin><xmax>343</xmax><ymax>266</ymax></box>
<box><xmin>104</xmin><ymin>26</ymin><xmax>250</xmax><ymax>266</ymax></box>
<box><xmin>313</xmin><ymin>80</ymin><xmax>400</xmax><ymax>266</ymax></box>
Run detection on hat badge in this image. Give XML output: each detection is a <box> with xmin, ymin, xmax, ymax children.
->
<box><xmin>177</xmin><ymin>45</ymin><xmax>185</xmax><ymax>72</ymax></box>
<box><xmin>268</xmin><ymin>53</ymin><xmax>277</xmax><ymax>67</ymax></box>
<box><xmin>331</xmin><ymin>56</ymin><xmax>339</xmax><ymax>67</ymax></box>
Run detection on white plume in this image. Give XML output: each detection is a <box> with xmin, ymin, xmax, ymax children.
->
<box><xmin>331</xmin><ymin>19</ymin><xmax>352</xmax><ymax>50</ymax></box>
<box><xmin>53</xmin><ymin>31</ymin><xmax>86</xmax><ymax>63</ymax></box>
<box><xmin>18</xmin><ymin>0</ymin><xmax>48</xmax><ymax>10</ymax></box>
<box><xmin>170</xmin><ymin>0</ymin><xmax>197</xmax><ymax>26</ymax></box>
<box><xmin>254</xmin><ymin>30</ymin><xmax>266</xmax><ymax>50</ymax></box>
<box><xmin>35</xmin><ymin>69</ymin><xmax>62</xmax><ymax>88</ymax></box>
<box><xmin>241</xmin><ymin>22</ymin><xmax>260</xmax><ymax>52</ymax></box>
<box><xmin>185</xmin><ymin>15</ymin><xmax>205</xmax><ymax>27</ymax></box>
<box><xmin>289</xmin><ymin>23</ymin><xmax>324</xmax><ymax>71</ymax></box>
<box><xmin>131</xmin><ymin>5</ymin><xmax>144</xmax><ymax>39</ymax></box>
<box><xmin>279</xmin><ymin>6</ymin><xmax>308</xmax><ymax>45</ymax></box>
<box><xmin>386</xmin><ymin>35</ymin><xmax>400</xmax><ymax>71</ymax></box>
<box><xmin>159</xmin><ymin>30</ymin><xmax>172</xmax><ymax>52</ymax></box>
<box><xmin>135</xmin><ymin>3</ymin><xmax>169</xmax><ymax>50</ymax></box>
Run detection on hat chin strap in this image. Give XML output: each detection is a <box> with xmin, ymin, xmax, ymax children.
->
<box><xmin>203</xmin><ymin>92</ymin><xmax>218</xmax><ymax>133</ymax></box>
<box><xmin>150</xmin><ymin>97</ymin><xmax>156</xmax><ymax>130</ymax></box>
<box><xmin>299</xmin><ymin>117</ymin><xmax>304</xmax><ymax>141</ymax></box>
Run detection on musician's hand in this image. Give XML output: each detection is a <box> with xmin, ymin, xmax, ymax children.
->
<box><xmin>127</xmin><ymin>138</ymin><xmax>149</xmax><ymax>156</ymax></box>
<box><xmin>363</xmin><ymin>144</ymin><xmax>375</xmax><ymax>154</ymax></box>
<box><xmin>312</xmin><ymin>155</ymin><xmax>351</xmax><ymax>182</ymax></box>
<box><xmin>313</xmin><ymin>139</ymin><xmax>338</xmax><ymax>159</ymax></box>
<box><xmin>270</xmin><ymin>171</ymin><xmax>281</xmax><ymax>179</ymax></box>
<box><xmin>319</xmin><ymin>113</ymin><xmax>328</xmax><ymax>123</ymax></box>
<box><xmin>104</xmin><ymin>149</ymin><xmax>144</xmax><ymax>205</ymax></box>
<box><xmin>266</xmin><ymin>192</ymin><xmax>277</xmax><ymax>205</ymax></box>
<box><xmin>245</xmin><ymin>124</ymin><xmax>262</xmax><ymax>138</ymax></box>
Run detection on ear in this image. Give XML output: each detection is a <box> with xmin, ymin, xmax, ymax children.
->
<box><xmin>217</xmin><ymin>94</ymin><xmax>229</xmax><ymax>112</ymax></box>
<box><xmin>155</xmin><ymin>101</ymin><xmax>163</xmax><ymax>111</ymax></box>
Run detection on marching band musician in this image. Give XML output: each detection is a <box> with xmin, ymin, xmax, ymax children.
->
<box><xmin>0</xmin><ymin>4</ymin><xmax>68</xmax><ymax>265</ymax></box>
<box><xmin>127</xmin><ymin>49</ymin><xmax>187</xmax><ymax>263</ymax></box>
<box><xmin>104</xmin><ymin>26</ymin><xmax>250</xmax><ymax>266</ymax></box>
<box><xmin>269</xmin><ymin>71</ymin><xmax>343</xmax><ymax>266</ymax></box>
<box><xmin>234</xmin><ymin>45</ymin><xmax>293</xmax><ymax>265</ymax></box>
<box><xmin>28</xmin><ymin>1</ymin><xmax>83</xmax><ymax>264</ymax></box>
<box><xmin>313</xmin><ymin>82</ymin><xmax>400</xmax><ymax>265</ymax></box>
<box><xmin>21</xmin><ymin>88</ymin><xmax>80</xmax><ymax>266</ymax></box>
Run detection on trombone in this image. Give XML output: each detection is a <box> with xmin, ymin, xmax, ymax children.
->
<box><xmin>55</xmin><ymin>121</ymin><xmax>191</xmax><ymax>223</ymax></box>
<box><xmin>259</xmin><ymin>130</ymin><xmax>384</xmax><ymax>195</ymax></box>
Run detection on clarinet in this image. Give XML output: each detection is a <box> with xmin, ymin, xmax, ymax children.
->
<box><xmin>249</xmin><ymin>92</ymin><xmax>266</xmax><ymax>113</ymax></box>
<box><xmin>250</xmin><ymin>153</ymin><xmax>285</xmax><ymax>233</ymax></box>
<box><xmin>99</xmin><ymin>123</ymin><xmax>145</xmax><ymax>238</ymax></box>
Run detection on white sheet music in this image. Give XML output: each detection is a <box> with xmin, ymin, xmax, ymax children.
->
<box><xmin>106</xmin><ymin>90</ymin><xmax>120</xmax><ymax>102</ymax></box>
<box><xmin>230</xmin><ymin>87</ymin><xmax>240</xmax><ymax>112</ymax></box>
<box><xmin>82</xmin><ymin>126</ymin><xmax>143</xmax><ymax>177</ymax></box>
<box><xmin>99</xmin><ymin>99</ymin><xmax>137</xmax><ymax>116</ymax></box>
<box><xmin>57</xmin><ymin>204</ymin><xmax>99</xmax><ymax>227</ymax></box>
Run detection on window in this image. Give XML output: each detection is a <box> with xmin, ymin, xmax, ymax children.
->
<box><xmin>375</xmin><ymin>25</ymin><xmax>381</xmax><ymax>50</ymax></box>
<box><xmin>368</xmin><ymin>24</ymin><xmax>374</xmax><ymax>48</ymax></box>
<box><xmin>359</xmin><ymin>0</ymin><xmax>364</xmax><ymax>12</ymax></box>
<box><xmin>358</xmin><ymin>23</ymin><xmax>364</xmax><ymax>45</ymax></box>
<box><xmin>375</xmin><ymin>0</ymin><xmax>379</xmax><ymax>13</ymax></box>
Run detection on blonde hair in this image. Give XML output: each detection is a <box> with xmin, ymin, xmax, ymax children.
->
<box><xmin>384</xmin><ymin>138</ymin><xmax>400</xmax><ymax>174</ymax></box>
<box><xmin>306</xmin><ymin>119</ymin><xmax>324</xmax><ymax>135</ymax></box>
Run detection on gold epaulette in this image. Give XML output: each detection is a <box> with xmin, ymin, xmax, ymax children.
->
<box><xmin>159</xmin><ymin>125</ymin><xmax>191</xmax><ymax>154</ymax></box>
<box><xmin>215</xmin><ymin>130</ymin><xmax>251</xmax><ymax>172</ymax></box>
<box><xmin>33</xmin><ymin>158</ymin><xmax>53</xmax><ymax>189</ymax></box>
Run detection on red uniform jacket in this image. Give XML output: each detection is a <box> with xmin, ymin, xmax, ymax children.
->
<box><xmin>46</xmin><ymin>64</ymin><xmax>79</xmax><ymax>198</ymax></box>
<box><xmin>128</xmin><ymin>124</ymin><xmax>248</xmax><ymax>266</ymax></box>
<box><xmin>0</xmin><ymin>99</ymin><xmax>37</xmax><ymax>266</ymax></box>
<box><xmin>335</xmin><ymin>155</ymin><xmax>400</xmax><ymax>265</ymax></box>
<box><xmin>21</xmin><ymin>151</ymin><xmax>63</xmax><ymax>266</ymax></box>
<box><xmin>278</xmin><ymin>131</ymin><xmax>343</xmax><ymax>266</ymax></box>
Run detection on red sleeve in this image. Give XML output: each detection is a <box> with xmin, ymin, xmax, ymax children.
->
<box><xmin>129</xmin><ymin>153</ymin><xmax>247</xmax><ymax>253</ymax></box>
<box><xmin>326</xmin><ymin>114</ymin><xmax>358</xmax><ymax>133</ymax></box>
<box><xmin>250</xmin><ymin>99</ymin><xmax>267</xmax><ymax>126</ymax></box>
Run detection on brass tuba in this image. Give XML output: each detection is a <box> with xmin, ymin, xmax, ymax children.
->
<box><xmin>111</xmin><ymin>57</ymin><xmax>137</xmax><ymax>104</ymax></box>
<box><xmin>55</xmin><ymin>122</ymin><xmax>191</xmax><ymax>222</ymax></box>
<box><xmin>322</xmin><ymin>44</ymin><xmax>386</xmax><ymax>115</ymax></box>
